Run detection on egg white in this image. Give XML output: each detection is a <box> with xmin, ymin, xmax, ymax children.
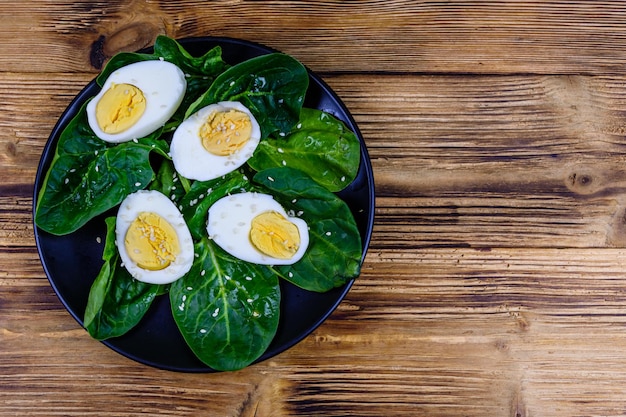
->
<box><xmin>87</xmin><ymin>60</ymin><xmax>186</xmax><ymax>143</ymax></box>
<box><xmin>170</xmin><ymin>101</ymin><xmax>261</xmax><ymax>181</ymax></box>
<box><xmin>206</xmin><ymin>192</ymin><xmax>309</xmax><ymax>265</ymax></box>
<box><xmin>116</xmin><ymin>190</ymin><xmax>194</xmax><ymax>284</ymax></box>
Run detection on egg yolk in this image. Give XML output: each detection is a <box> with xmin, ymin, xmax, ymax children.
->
<box><xmin>249</xmin><ymin>211</ymin><xmax>300</xmax><ymax>260</ymax></box>
<box><xmin>124</xmin><ymin>212</ymin><xmax>180</xmax><ymax>271</ymax></box>
<box><xmin>95</xmin><ymin>83</ymin><xmax>146</xmax><ymax>134</ymax></box>
<box><xmin>199</xmin><ymin>109</ymin><xmax>252</xmax><ymax>156</ymax></box>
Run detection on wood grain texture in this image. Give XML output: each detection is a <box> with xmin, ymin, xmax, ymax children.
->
<box><xmin>5</xmin><ymin>1</ymin><xmax>626</xmax><ymax>416</ymax></box>
<box><xmin>2</xmin><ymin>1</ymin><xmax>626</xmax><ymax>74</ymax></box>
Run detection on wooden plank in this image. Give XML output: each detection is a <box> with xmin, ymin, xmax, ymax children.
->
<box><xmin>1</xmin><ymin>1</ymin><xmax>626</xmax><ymax>74</ymax></box>
<box><xmin>6</xmin><ymin>72</ymin><xmax>626</xmax><ymax>253</ymax></box>
<box><xmin>4</xmin><ymin>248</ymin><xmax>626</xmax><ymax>415</ymax></box>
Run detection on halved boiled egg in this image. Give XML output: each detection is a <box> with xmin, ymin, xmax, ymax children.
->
<box><xmin>87</xmin><ymin>60</ymin><xmax>186</xmax><ymax>143</ymax></box>
<box><xmin>207</xmin><ymin>192</ymin><xmax>309</xmax><ymax>265</ymax></box>
<box><xmin>116</xmin><ymin>190</ymin><xmax>194</xmax><ymax>284</ymax></box>
<box><xmin>170</xmin><ymin>101</ymin><xmax>261</xmax><ymax>181</ymax></box>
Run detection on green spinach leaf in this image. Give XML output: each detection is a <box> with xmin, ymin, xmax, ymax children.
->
<box><xmin>150</xmin><ymin>158</ymin><xmax>190</xmax><ymax>202</ymax></box>
<box><xmin>254</xmin><ymin>167</ymin><xmax>362</xmax><ymax>292</ymax></box>
<box><xmin>35</xmin><ymin>103</ymin><xmax>170</xmax><ymax>235</ymax></box>
<box><xmin>170</xmin><ymin>237</ymin><xmax>280</xmax><ymax>371</ymax></box>
<box><xmin>248</xmin><ymin>107</ymin><xmax>361</xmax><ymax>192</ymax></box>
<box><xmin>84</xmin><ymin>217</ymin><xmax>163</xmax><ymax>340</ymax></box>
<box><xmin>186</xmin><ymin>53</ymin><xmax>309</xmax><ymax>138</ymax></box>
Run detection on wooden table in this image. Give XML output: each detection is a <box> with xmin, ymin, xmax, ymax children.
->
<box><xmin>4</xmin><ymin>1</ymin><xmax>626</xmax><ymax>415</ymax></box>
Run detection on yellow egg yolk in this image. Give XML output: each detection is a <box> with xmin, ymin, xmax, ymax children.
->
<box><xmin>199</xmin><ymin>109</ymin><xmax>252</xmax><ymax>156</ymax></box>
<box><xmin>249</xmin><ymin>211</ymin><xmax>300</xmax><ymax>260</ymax></box>
<box><xmin>95</xmin><ymin>83</ymin><xmax>146</xmax><ymax>134</ymax></box>
<box><xmin>124</xmin><ymin>212</ymin><xmax>180</xmax><ymax>271</ymax></box>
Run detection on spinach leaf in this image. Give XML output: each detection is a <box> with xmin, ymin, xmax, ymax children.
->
<box><xmin>84</xmin><ymin>217</ymin><xmax>163</xmax><ymax>340</ymax></box>
<box><xmin>34</xmin><ymin>103</ymin><xmax>170</xmax><ymax>235</ymax></box>
<box><xmin>254</xmin><ymin>167</ymin><xmax>362</xmax><ymax>292</ymax></box>
<box><xmin>170</xmin><ymin>237</ymin><xmax>280</xmax><ymax>371</ymax></box>
<box><xmin>248</xmin><ymin>107</ymin><xmax>361</xmax><ymax>192</ymax></box>
<box><xmin>186</xmin><ymin>53</ymin><xmax>309</xmax><ymax>138</ymax></box>
<box><xmin>152</xmin><ymin>36</ymin><xmax>229</xmax><ymax>80</ymax></box>
<box><xmin>150</xmin><ymin>158</ymin><xmax>190</xmax><ymax>202</ymax></box>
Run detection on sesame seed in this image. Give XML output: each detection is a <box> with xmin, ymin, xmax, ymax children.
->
<box><xmin>201</xmin><ymin>270</ymin><xmax>206</xmax><ymax>276</ymax></box>
<box><xmin>200</xmin><ymin>329</ymin><xmax>207</xmax><ymax>334</ymax></box>
<box><xmin>135</xmin><ymin>182</ymin><xmax>141</xmax><ymax>187</ymax></box>
<box><xmin>267</xmin><ymin>176</ymin><xmax>274</xmax><ymax>182</ymax></box>
<box><xmin>64</xmin><ymin>178</ymin><xmax>69</xmax><ymax>184</ymax></box>
<box><xmin>212</xmin><ymin>308</ymin><xmax>220</xmax><ymax>317</ymax></box>
<box><xmin>245</xmin><ymin>276</ymin><xmax>252</xmax><ymax>281</ymax></box>
<box><xmin>326</xmin><ymin>231</ymin><xmax>332</xmax><ymax>236</ymax></box>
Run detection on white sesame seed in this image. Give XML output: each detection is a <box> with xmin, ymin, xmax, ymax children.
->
<box><xmin>267</xmin><ymin>176</ymin><xmax>274</xmax><ymax>182</ymax></box>
<box><xmin>135</xmin><ymin>182</ymin><xmax>141</xmax><ymax>187</ymax></box>
<box><xmin>326</xmin><ymin>231</ymin><xmax>332</xmax><ymax>236</ymax></box>
<box><xmin>201</xmin><ymin>270</ymin><xmax>206</xmax><ymax>276</ymax></box>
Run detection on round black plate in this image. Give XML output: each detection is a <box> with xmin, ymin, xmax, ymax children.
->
<box><xmin>33</xmin><ymin>37</ymin><xmax>375</xmax><ymax>372</ymax></box>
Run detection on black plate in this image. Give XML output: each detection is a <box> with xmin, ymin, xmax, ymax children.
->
<box><xmin>33</xmin><ymin>37</ymin><xmax>375</xmax><ymax>372</ymax></box>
